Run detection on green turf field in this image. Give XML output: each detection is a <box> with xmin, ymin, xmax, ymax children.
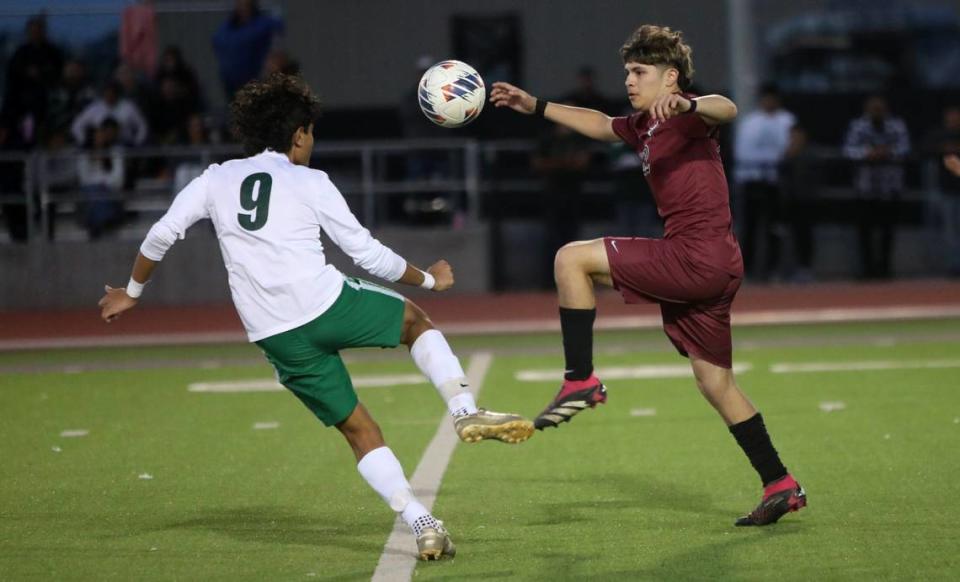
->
<box><xmin>2</xmin><ymin>319</ymin><xmax>959</xmax><ymax>580</ymax></box>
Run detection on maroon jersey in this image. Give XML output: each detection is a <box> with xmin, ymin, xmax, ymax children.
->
<box><xmin>611</xmin><ymin>104</ymin><xmax>743</xmax><ymax>277</ymax></box>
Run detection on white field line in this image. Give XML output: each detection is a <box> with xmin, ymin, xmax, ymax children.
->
<box><xmin>371</xmin><ymin>352</ymin><xmax>493</xmax><ymax>582</ymax></box>
<box><xmin>771</xmin><ymin>359</ymin><xmax>960</xmax><ymax>374</ymax></box>
<box><xmin>5</xmin><ymin>304</ymin><xmax>960</xmax><ymax>351</ymax></box>
<box><xmin>515</xmin><ymin>362</ymin><xmax>752</xmax><ymax>382</ymax></box>
<box><xmin>187</xmin><ymin>374</ymin><xmax>427</xmax><ymax>393</ymax></box>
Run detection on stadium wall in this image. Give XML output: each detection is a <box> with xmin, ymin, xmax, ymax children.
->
<box><xmin>0</xmin><ymin>226</ymin><xmax>489</xmax><ymax>309</ymax></box>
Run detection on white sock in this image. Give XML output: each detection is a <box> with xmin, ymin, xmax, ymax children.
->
<box><xmin>410</xmin><ymin>329</ymin><xmax>478</xmax><ymax>416</ymax></box>
<box><xmin>357</xmin><ymin>446</ymin><xmax>436</xmax><ymax>534</ymax></box>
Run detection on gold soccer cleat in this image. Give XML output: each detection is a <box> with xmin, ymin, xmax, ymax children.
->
<box><xmin>417</xmin><ymin>521</ymin><xmax>456</xmax><ymax>561</ymax></box>
<box><xmin>454</xmin><ymin>409</ymin><xmax>535</xmax><ymax>444</ymax></box>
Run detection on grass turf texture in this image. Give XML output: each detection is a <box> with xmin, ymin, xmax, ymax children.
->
<box><xmin>1</xmin><ymin>319</ymin><xmax>958</xmax><ymax>580</ymax></box>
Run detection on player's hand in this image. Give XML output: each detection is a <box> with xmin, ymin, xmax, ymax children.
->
<box><xmin>944</xmin><ymin>154</ymin><xmax>960</xmax><ymax>177</ymax></box>
<box><xmin>427</xmin><ymin>260</ymin><xmax>454</xmax><ymax>292</ymax></box>
<box><xmin>489</xmin><ymin>82</ymin><xmax>537</xmax><ymax>115</ymax></box>
<box><xmin>98</xmin><ymin>284</ymin><xmax>138</xmax><ymax>323</ymax></box>
<box><xmin>648</xmin><ymin>93</ymin><xmax>692</xmax><ymax>121</ymax></box>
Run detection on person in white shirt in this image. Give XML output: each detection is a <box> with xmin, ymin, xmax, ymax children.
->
<box><xmin>733</xmin><ymin>85</ymin><xmax>795</xmax><ymax>280</ymax></box>
<box><xmin>97</xmin><ymin>73</ymin><xmax>533</xmax><ymax>561</ymax></box>
<box><xmin>71</xmin><ymin>82</ymin><xmax>148</xmax><ymax>146</ymax></box>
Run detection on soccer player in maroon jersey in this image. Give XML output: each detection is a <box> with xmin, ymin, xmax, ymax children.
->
<box><xmin>490</xmin><ymin>24</ymin><xmax>806</xmax><ymax>526</ymax></box>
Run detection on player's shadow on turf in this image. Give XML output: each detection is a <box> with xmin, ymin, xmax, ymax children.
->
<box><xmin>157</xmin><ymin>506</ymin><xmax>388</xmax><ymax>553</ymax></box>
<box><xmin>522</xmin><ymin>472</ymin><xmax>730</xmax><ymax>526</ymax></box>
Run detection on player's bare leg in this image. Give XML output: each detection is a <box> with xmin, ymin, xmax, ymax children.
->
<box><xmin>400</xmin><ymin>300</ymin><xmax>534</xmax><ymax>444</ymax></box>
<box><xmin>534</xmin><ymin>239</ymin><xmax>612</xmax><ymax>429</ymax></box>
<box><xmin>338</xmin><ymin>404</ymin><xmax>455</xmax><ymax>560</ymax></box>
<box><xmin>690</xmin><ymin>357</ymin><xmax>807</xmax><ymax>526</ymax></box>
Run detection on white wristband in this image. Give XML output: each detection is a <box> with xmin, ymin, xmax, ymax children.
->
<box><xmin>420</xmin><ymin>271</ymin><xmax>436</xmax><ymax>290</ymax></box>
<box><xmin>126</xmin><ymin>277</ymin><xmax>145</xmax><ymax>299</ymax></box>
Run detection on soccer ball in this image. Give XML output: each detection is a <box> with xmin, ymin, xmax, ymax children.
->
<box><xmin>417</xmin><ymin>60</ymin><xmax>485</xmax><ymax>128</ymax></box>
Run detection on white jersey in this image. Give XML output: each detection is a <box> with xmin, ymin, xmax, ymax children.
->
<box><xmin>140</xmin><ymin>150</ymin><xmax>408</xmax><ymax>341</ymax></box>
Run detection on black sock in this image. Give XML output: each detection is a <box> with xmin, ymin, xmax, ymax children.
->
<box><xmin>559</xmin><ymin>307</ymin><xmax>595</xmax><ymax>381</ymax></box>
<box><xmin>729</xmin><ymin>413</ymin><xmax>788</xmax><ymax>486</ymax></box>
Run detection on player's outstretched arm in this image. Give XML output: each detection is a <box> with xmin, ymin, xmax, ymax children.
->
<box><xmin>98</xmin><ymin>252</ymin><xmax>157</xmax><ymax>322</ymax></box>
<box><xmin>397</xmin><ymin>260</ymin><xmax>454</xmax><ymax>292</ymax></box>
<box><xmin>489</xmin><ymin>82</ymin><xmax>619</xmax><ymax>142</ymax></box>
<box><xmin>648</xmin><ymin>93</ymin><xmax>738</xmax><ymax>126</ymax></box>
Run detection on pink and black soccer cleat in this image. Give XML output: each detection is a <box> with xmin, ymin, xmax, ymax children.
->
<box><xmin>735</xmin><ymin>474</ymin><xmax>807</xmax><ymax>526</ymax></box>
<box><xmin>533</xmin><ymin>375</ymin><xmax>607</xmax><ymax>430</ymax></box>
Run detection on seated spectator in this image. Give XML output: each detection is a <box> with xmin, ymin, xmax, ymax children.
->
<box><xmin>150</xmin><ymin>76</ymin><xmax>198</xmax><ymax>145</ymax></box>
<box><xmin>71</xmin><ymin>82</ymin><xmax>148</xmax><ymax>146</ymax></box>
<box><xmin>77</xmin><ymin>118</ymin><xmax>126</xmax><ymax>239</ymax></box>
<box><xmin>173</xmin><ymin>114</ymin><xmax>211</xmax><ymax>192</ymax></box>
<box><xmin>114</xmin><ymin>63</ymin><xmax>155</xmax><ymax>118</ymax></box>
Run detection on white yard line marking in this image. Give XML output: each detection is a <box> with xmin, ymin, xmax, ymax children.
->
<box><xmin>629</xmin><ymin>408</ymin><xmax>657</xmax><ymax>417</ymax></box>
<box><xmin>818</xmin><ymin>401</ymin><xmax>847</xmax><ymax>412</ymax></box>
<box><xmin>187</xmin><ymin>374</ymin><xmax>428</xmax><ymax>393</ymax></box>
<box><xmin>59</xmin><ymin>429</ymin><xmax>89</xmax><ymax>438</ymax></box>
<box><xmin>515</xmin><ymin>362</ymin><xmax>752</xmax><ymax>382</ymax></box>
<box><xmin>370</xmin><ymin>352</ymin><xmax>493</xmax><ymax>582</ymax></box>
<box><xmin>252</xmin><ymin>422</ymin><xmax>279</xmax><ymax>430</ymax></box>
<box><xmin>771</xmin><ymin>359</ymin><xmax>960</xmax><ymax>374</ymax></box>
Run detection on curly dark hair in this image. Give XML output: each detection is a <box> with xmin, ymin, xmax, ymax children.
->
<box><xmin>620</xmin><ymin>25</ymin><xmax>695</xmax><ymax>90</ymax></box>
<box><xmin>230</xmin><ymin>73</ymin><xmax>322</xmax><ymax>155</ymax></box>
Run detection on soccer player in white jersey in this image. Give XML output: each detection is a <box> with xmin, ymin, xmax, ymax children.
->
<box><xmin>98</xmin><ymin>74</ymin><xmax>534</xmax><ymax>561</ymax></box>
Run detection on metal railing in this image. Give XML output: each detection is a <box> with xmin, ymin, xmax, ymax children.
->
<box><xmin>0</xmin><ymin>140</ymin><xmax>956</xmax><ymax>243</ymax></box>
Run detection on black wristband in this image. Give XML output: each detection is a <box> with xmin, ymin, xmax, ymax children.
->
<box><xmin>535</xmin><ymin>98</ymin><xmax>548</xmax><ymax>118</ymax></box>
<box><xmin>687</xmin><ymin>97</ymin><xmax>698</xmax><ymax>114</ymax></box>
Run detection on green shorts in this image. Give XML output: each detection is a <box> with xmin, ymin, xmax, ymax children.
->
<box><xmin>256</xmin><ymin>277</ymin><xmax>406</xmax><ymax>426</ymax></box>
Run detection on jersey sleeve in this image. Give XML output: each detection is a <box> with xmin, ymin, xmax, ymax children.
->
<box><xmin>314</xmin><ymin>175</ymin><xmax>407</xmax><ymax>282</ymax></box>
<box><xmin>140</xmin><ymin>169</ymin><xmax>211</xmax><ymax>261</ymax></box>
<box><xmin>611</xmin><ymin>113</ymin><xmax>643</xmax><ymax>148</ymax></box>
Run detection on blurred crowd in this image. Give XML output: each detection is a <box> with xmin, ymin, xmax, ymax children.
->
<box><xmin>0</xmin><ymin>1</ymin><xmax>287</xmax><ymax>240</ymax></box>
<box><xmin>1</xmin><ymin>3</ymin><xmax>959</xmax><ymax>281</ymax></box>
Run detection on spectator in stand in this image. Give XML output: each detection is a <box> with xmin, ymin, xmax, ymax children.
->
<box><xmin>561</xmin><ymin>66</ymin><xmax>612</xmax><ymax>113</ymax></box>
<box><xmin>77</xmin><ymin>118</ymin><xmax>126</xmax><ymax>239</ymax></box>
<box><xmin>47</xmin><ymin>59</ymin><xmax>96</xmax><ymax>138</ymax></box>
<box><xmin>120</xmin><ymin>0</ymin><xmax>157</xmax><ymax>78</ymax></box>
<box><xmin>923</xmin><ymin>106</ymin><xmax>960</xmax><ymax>276</ymax></box>
<box><xmin>262</xmin><ymin>48</ymin><xmax>300</xmax><ymax>78</ymax></box>
<box><xmin>733</xmin><ymin>84</ymin><xmax>795</xmax><ymax>281</ymax></box>
<box><xmin>843</xmin><ymin>95</ymin><xmax>910</xmax><ymax>280</ymax></box>
<box><xmin>531</xmin><ymin>104</ymin><xmax>593</xmax><ymax>288</ymax></box>
<box><xmin>778</xmin><ymin>125</ymin><xmax>817</xmax><ymax>282</ymax></box>
<box><xmin>114</xmin><ymin>63</ymin><xmax>154</xmax><ymax>118</ymax></box>
<box><xmin>173</xmin><ymin>114</ymin><xmax>211</xmax><ymax>193</ymax></box>
<box><xmin>71</xmin><ymin>82</ymin><xmax>148</xmax><ymax>147</ymax></box>
<box><xmin>149</xmin><ymin>76</ymin><xmax>198</xmax><ymax>145</ymax></box>
<box><xmin>0</xmin><ymin>117</ymin><xmax>28</xmax><ymax>241</ymax></box>
<box><xmin>212</xmin><ymin>0</ymin><xmax>283</xmax><ymax>99</ymax></box>
<box><xmin>1</xmin><ymin>15</ymin><xmax>64</xmax><ymax>147</ymax></box>
<box><xmin>156</xmin><ymin>46</ymin><xmax>202</xmax><ymax>112</ymax></box>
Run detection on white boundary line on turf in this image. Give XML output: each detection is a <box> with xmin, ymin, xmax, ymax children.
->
<box><xmin>187</xmin><ymin>374</ymin><xmax>428</xmax><ymax>392</ymax></box>
<box><xmin>770</xmin><ymin>358</ymin><xmax>960</xmax><ymax>374</ymax></box>
<box><xmin>3</xmin><ymin>304</ymin><xmax>960</xmax><ymax>351</ymax></box>
<box><xmin>370</xmin><ymin>352</ymin><xmax>493</xmax><ymax>582</ymax></box>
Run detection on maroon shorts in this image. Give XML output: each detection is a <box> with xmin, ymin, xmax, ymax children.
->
<box><xmin>603</xmin><ymin>236</ymin><xmax>742</xmax><ymax>369</ymax></box>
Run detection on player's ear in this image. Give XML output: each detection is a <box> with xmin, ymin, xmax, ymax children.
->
<box><xmin>664</xmin><ymin>67</ymin><xmax>679</xmax><ymax>88</ymax></box>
